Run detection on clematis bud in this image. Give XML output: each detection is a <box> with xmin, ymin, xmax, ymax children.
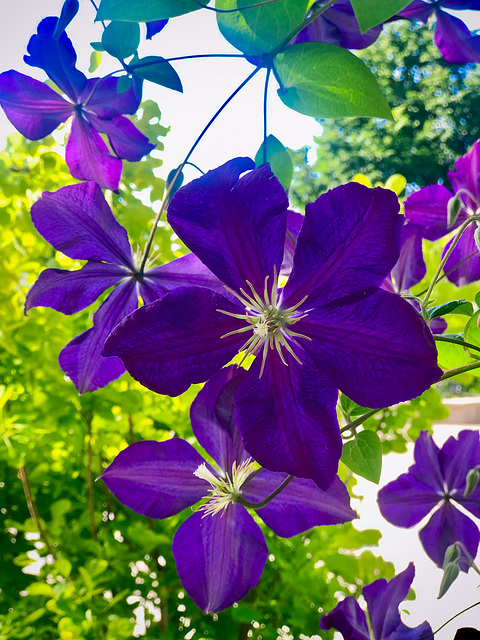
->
<box><xmin>447</xmin><ymin>194</ymin><xmax>462</xmax><ymax>229</ymax></box>
<box><xmin>464</xmin><ymin>467</ymin><xmax>480</xmax><ymax>498</ymax></box>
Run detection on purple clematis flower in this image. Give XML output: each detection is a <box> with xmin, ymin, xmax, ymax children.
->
<box><xmin>378</xmin><ymin>430</ymin><xmax>480</xmax><ymax>570</ymax></box>
<box><xmin>295</xmin><ymin>0</ymin><xmax>382</xmax><ymax>49</ymax></box>
<box><xmin>104</xmin><ymin>158</ymin><xmax>441</xmax><ymax>489</ymax></box>
<box><xmin>404</xmin><ymin>140</ymin><xmax>480</xmax><ymax>286</ymax></box>
<box><xmin>26</xmin><ymin>181</ymin><xmax>221</xmax><ymax>394</ymax></box>
<box><xmin>102</xmin><ymin>365</ymin><xmax>357</xmax><ymax>613</ymax></box>
<box><xmin>0</xmin><ymin>17</ymin><xmax>154</xmax><ymax>191</ymax></box>
<box><xmin>320</xmin><ymin>563</ymin><xmax>432</xmax><ymax>640</ymax></box>
<box><xmin>397</xmin><ymin>0</ymin><xmax>480</xmax><ymax>64</ymax></box>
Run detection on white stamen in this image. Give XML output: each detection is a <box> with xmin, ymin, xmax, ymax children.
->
<box><xmin>194</xmin><ymin>458</ymin><xmax>256</xmax><ymax>517</ymax></box>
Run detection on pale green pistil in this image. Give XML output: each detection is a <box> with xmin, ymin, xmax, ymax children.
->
<box><xmin>194</xmin><ymin>459</ymin><xmax>256</xmax><ymax>517</ymax></box>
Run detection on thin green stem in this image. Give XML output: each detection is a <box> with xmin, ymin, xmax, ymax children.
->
<box><xmin>185</xmin><ymin>161</ymin><xmax>205</xmax><ymax>175</ymax></box>
<box><xmin>139</xmin><ymin>65</ymin><xmax>261</xmax><ymax>272</ymax></box>
<box><xmin>262</xmin><ymin>66</ymin><xmax>272</xmax><ymax>164</ymax></box>
<box><xmin>455</xmin><ymin>541</ymin><xmax>480</xmax><ymax>576</ymax></box>
<box><xmin>440</xmin><ymin>361</ymin><xmax>480</xmax><ymax>380</ymax></box>
<box><xmin>415</xmin><ymin>250</ymin><xmax>478</xmax><ymax>297</ymax></box>
<box><xmin>129</xmin><ymin>53</ymin><xmax>245</xmax><ymax>71</ymax></box>
<box><xmin>194</xmin><ymin>0</ymin><xmax>280</xmax><ymax>11</ymax></box>
<box><xmin>420</xmin><ymin>600</ymin><xmax>480</xmax><ymax>639</ymax></box>
<box><xmin>455</xmin><ymin>187</ymin><xmax>480</xmax><ymax>211</ymax></box>
<box><xmin>237</xmin><ymin>474</ymin><xmax>293</xmax><ymax>509</ymax></box>
<box><xmin>340</xmin><ymin>408</ymin><xmax>380</xmax><ymax>434</ymax></box>
<box><xmin>434</xmin><ymin>335</ymin><xmax>480</xmax><ymax>355</ymax></box>
<box><xmin>18</xmin><ymin>465</ymin><xmax>56</xmax><ymax>557</ymax></box>
<box><xmin>421</xmin><ymin>215</ymin><xmax>480</xmax><ymax>318</ymax></box>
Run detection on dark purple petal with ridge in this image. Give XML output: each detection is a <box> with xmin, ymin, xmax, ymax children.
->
<box><xmin>59</xmin><ymin>279</ymin><xmax>138</xmax><ymax>393</ymax></box>
<box><xmin>396</xmin><ymin>0</ymin><xmax>432</xmax><ymax>21</ymax></box>
<box><xmin>435</xmin><ymin>10</ymin><xmax>480</xmax><ymax>64</ymax></box>
<box><xmin>139</xmin><ymin>253</ymin><xmax>225</xmax><ymax>304</ymax></box>
<box><xmin>24</xmin><ymin>16</ymin><xmax>87</xmax><ymax>101</ymax></box>
<box><xmin>66</xmin><ymin>116</ymin><xmax>123</xmax><ymax>191</ymax></box>
<box><xmin>103</xmin><ymin>286</ymin><xmax>246</xmax><ymax>397</ymax></box>
<box><xmin>101</xmin><ymin>439</ymin><xmax>207</xmax><ymax>519</ymax></box>
<box><xmin>442</xmin><ymin>226</ymin><xmax>480</xmax><ymax>286</ymax></box>
<box><xmin>146</xmin><ymin>19</ymin><xmax>168</xmax><ymax>40</ymax></box>
<box><xmin>419</xmin><ymin>502</ymin><xmax>480</xmax><ymax>570</ymax></box>
<box><xmin>282</xmin><ymin>184</ymin><xmax>402</xmax><ymax>309</ymax></box>
<box><xmin>320</xmin><ymin>596</ymin><xmax>370</xmax><ymax>640</ymax></box>
<box><xmin>440</xmin><ymin>430</ymin><xmax>480</xmax><ymax>492</ymax></box>
<box><xmin>0</xmin><ymin>70</ymin><xmax>73</xmax><ymax>140</ymax></box>
<box><xmin>393</xmin><ymin>222</ymin><xmax>426</xmax><ymax>292</ymax></box>
<box><xmin>299</xmin><ymin>289</ymin><xmax>441</xmax><ymax>409</ymax></box>
<box><xmin>190</xmin><ymin>366</ymin><xmax>246</xmax><ymax>472</ymax></box>
<box><xmin>172</xmin><ymin>505</ymin><xmax>268</xmax><ymax>613</ymax></box>
<box><xmin>243</xmin><ymin>473</ymin><xmax>356</xmax><ymax>537</ymax></box>
<box><xmin>25</xmin><ymin>262</ymin><xmax>129</xmax><ymax>314</ymax></box>
<box><xmin>410</xmin><ymin>430</ymin><xmax>445</xmax><ymax>490</ymax></box>
<box><xmin>280</xmin><ymin>210</ymin><xmax>304</xmax><ymax>276</ymax></box>
<box><xmin>448</xmin><ymin>140</ymin><xmax>480</xmax><ymax>207</ymax></box>
<box><xmin>404</xmin><ymin>184</ymin><xmax>463</xmax><ymax>241</ymax></box>
<box><xmin>31</xmin><ymin>181</ymin><xmax>133</xmax><ymax>267</ymax></box>
<box><xmin>168</xmin><ymin>158</ymin><xmax>288</xmax><ymax>295</ymax></box>
<box><xmin>80</xmin><ymin>77</ymin><xmax>140</xmax><ymax>117</ymax></box>
<box><xmin>235</xmin><ymin>350</ymin><xmax>341</xmax><ymax>489</ymax></box>
<box><xmin>377</xmin><ymin>473</ymin><xmax>440</xmax><ymax>527</ymax></box>
<box><xmin>89</xmin><ymin>113</ymin><xmax>155</xmax><ymax>161</ymax></box>
<box><xmin>363</xmin><ymin>564</ymin><xmax>432</xmax><ymax>640</ymax></box>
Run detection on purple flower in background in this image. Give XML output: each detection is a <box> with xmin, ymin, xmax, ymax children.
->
<box><xmin>104</xmin><ymin>158</ymin><xmax>441</xmax><ymax>489</ymax></box>
<box><xmin>26</xmin><ymin>181</ymin><xmax>221</xmax><ymax>394</ymax></box>
<box><xmin>405</xmin><ymin>140</ymin><xmax>480</xmax><ymax>286</ymax></box>
<box><xmin>397</xmin><ymin>0</ymin><xmax>480</xmax><ymax>63</ymax></box>
<box><xmin>296</xmin><ymin>0</ymin><xmax>382</xmax><ymax>49</ymax></box>
<box><xmin>102</xmin><ymin>366</ymin><xmax>357</xmax><ymax>613</ymax></box>
<box><xmin>320</xmin><ymin>563</ymin><xmax>432</xmax><ymax>640</ymax></box>
<box><xmin>0</xmin><ymin>17</ymin><xmax>154</xmax><ymax>191</ymax></box>
<box><xmin>378</xmin><ymin>430</ymin><xmax>480</xmax><ymax>570</ymax></box>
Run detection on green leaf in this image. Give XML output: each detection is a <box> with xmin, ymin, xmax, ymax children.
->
<box><xmin>254</xmin><ymin>135</ymin><xmax>293</xmax><ymax>191</ymax></box>
<box><xmin>339</xmin><ymin>393</ymin><xmax>370</xmax><ymax>418</ymax></box>
<box><xmin>465</xmin><ymin>310</ymin><xmax>480</xmax><ymax>348</ymax></box>
<box><xmin>117</xmin><ymin>75</ymin><xmax>133</xmax><ymax>93</ymax></box>
<box><xmin>427</xmin><ymin>299</ymin><xmax>473</xmax><ymax>320</ymax></box>
<box><xmin>130</xmin><ymin>56</ymin><xmax>183</xmax><ymax>92</ymax></box>
<box><xmin>341</xmin><ymin>430</ymin><xmax>382</xmax><ymax>484</ymax></box>
<box><xmin>89</xmin><ymin>50</ymin><xmax>102</xmax><ymax>73</ymax></box>
<box><xmin>90</xmin><ymin>41</ymin><xmax>104</xmax><ymax>52</ymax></box>
<box><xmin>102</xmin><ymin>21</ymin><xmax>140</xmax><ymax>60</ymax></box>
<box><xmin>97</xmin><ymin>0</ymin><xmax>201</xmax><ymax>21</ymax></box>
<box><xmin>26</xmin><ymin>583</ymin><xmax>55</xmax><ymax>597</ymax></box>
<box><xmin>474</xmin><ymin>226</ymin><xmax>480</xmax><ymax>251</ymax></box>
<box><xmin>216</xmin><ymin>0</ymin><xmax>309</xmax><ymax>56</ymax></box>
<box><xmin>350</xmin><ymin>0</ymin><xmax>411</xmax><ymax>34</ymax></box>
<box><xmin>274</xmin><ymin>43</ymin><xmax>391</xmax><ymax>120</ymax></box>
<box><xmin>438</xmin><ymin>562</ymin><xmax>460</xmax><ymax>599</ymax></box>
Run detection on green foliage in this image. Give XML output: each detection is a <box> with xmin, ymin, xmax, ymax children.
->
<box><xmin>101</xmin><ymin>21</ymin><xmax>140</xmax><ymax>60</ymax></box>
<box><xmin>216</xmin><ymin>0</ymin><xmax>309</xmax><ymax>56</ymax></box>
<box><xmin>130</xmin><ymin>57</ymin><xmax>183</xmax><ymax>93</ymax></box>
<box><xmin>254</xmin><ymin>135</ymin><xmax>293</xmax><ymax>191</ymax></box>
<box><xmin>274</xmin><ymin>42</ymin><xmax>391</xmax><ymax>120</ymax></box>
<box><xmin>341</xmin><ymin>431</ymin><xmax>382</xmax><ymax>484</ymax></box>
<box><xmin>97</xmin><ymin>0</ymin><xmax>201</xmax><ymax>21</ymax></box>
<box><xmin>350</xmin><ymin>0</ymin><xmax>411</xmax><ymax>33</ymax></box>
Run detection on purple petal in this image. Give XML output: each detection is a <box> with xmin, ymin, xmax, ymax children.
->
<box><xmin>395</xmin><ymin>0</ymin><xmax>433</xmax><ymax>21</ymax></box>
<box><xmin>419</xmin><ymin>502</ymin><xmax>480</xmax><ymax>570</ymax></box>
<box><xmin>139</xmin><ymin>253</ymin><xmax>225</xmax><ymax>305</ymax></box>
<box><xmin>66</xmin><ymin>116</ymin><xmax>122</xmax><ymax>191</ymax></box>
<box><xmin>243</xmin><ymin>474</ymin><xmax>356</xmax><ymax>537</ymax></box>
<box><xmin>440</xmin><ymin>431</ymin><xmax>480</xmax><ymax>515</ymax></box>
<box><xmin>59</xmin><ymin>279</ymin><xmax>138</xmax><ymax>393</ymax></box>
<box><xmin>146</xmin><ymin>19</ymin><xmax>169</xmax><ymax>40</ymax></box>
<box><xmin>296</xmin><ymin>3</ymin><xmax>381</xmax><ymax>49</ymax></box>
<box><xmin>404</xmin><ymin>184</ymin><xmax>463</xmax><ymax>241</ymax></box>
<box><xmin>448</xmin><ymin>140</ymin><xmax>480</xmax><ymax>210</ymax></box>
<box><xmin>24</xmin><ymin>16</ymin><xmax>87</xmax><ymax>101</ymax></box>
<box><xmin>190</xmin><ymin>366</ymin><xmax>246</xmax><ymax>472</ymax></box>
<box><xmin>25</xmin><ymin>262</ymin><xmax>128</xmax><ymax>314</ymax></box>
<box><xmin>168</xmin><ymin>158</ymin><xmax>288</xmax><ymax>295</ymax></box>
<box><xmin>80</xmin><ymin>77</ymin><xmax>140</xmax><ymax>118</ymax></box>
<box><xmin>430</xmin><ymin>314</ymin><xmax>448</xmax><ymax>335</ymax></box>
<box><xmin>364</xmin><ymin>564</ymin><xmax>432</xmax><ymax>640</ymax></box>
<box><xmin>103</xmin><ymin>286</ymin><xmax>245</xmax><ymax>397</ymax></box>
<box><xmin>434</xmin><ymin>10</ymin><xmax>480</xmax><ymax>64</ymax></box>
<box><xmin>172</xmin><ymin>505</ymin><xmax>268</xmax><ymax>613</ymax></box>
<box><xmin>320</xmin><ymin>596</ymin><xmax>370</xmax><ymax>640</ymax></box>
<box><xmin>299</xmin><ymin>289</ymin><xmax>442</xmax><ymax>409</ymax></box>
<box><xmin>377</xmin><ymin>473</ymin><xmax>440</xmax><ymax>527</ymax></box>
<box><xmin>235</xmin><ymin>350</ymin><xmax>342</xmax><ymax>490</ymax></box>
<box><xmin>411</xmin><ymin>430</ymin><xmax>445</xmax><ymax>490</ymax></box>
<box><xmin>392</xmin><ymin>222</ymin><xmax>426</xmax><ymax>292</ymax></box>
<box><xmin>0</xmin><ymin>70</ymin><xmax>72</xmax><ymax>140</ymax></box>
<box><xmin>101</xmin><ymin>439</ymin><xmax>207</xmax><ymax>518</ymax></box>
<box><xmin>31</xmin><ymin>181</ymin><xmax>134</xmax><ymax>267</ymax></box>
<box><xmin>282</xmin><ymin>184</ymin><xmax>402</xmax><ymax>309</ymax></box>
<box><xmin>280</xmin><ymin>210</ymin><xmax>304</xmax><ymax>276</ymax></box>
<box><xmin>89</xmin><ymin>113</ymin><xmax>155</xmax><ymax>161</ymax></box>
<box><xmin>442</xmin><ymin>225</ymin><xmax>480</xmax><ymax>286</ymax></box>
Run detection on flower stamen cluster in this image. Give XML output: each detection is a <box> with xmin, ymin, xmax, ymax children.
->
<box><xmin>194</xmin><ymin>458</ymin><xmax>257</xmax><ymax>517</ymax></box>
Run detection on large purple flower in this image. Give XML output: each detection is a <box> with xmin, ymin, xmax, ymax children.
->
<box><xmin>320</xmin><ymin>563</ymin><xmax>432</xmax><ymax>640</ymax></box>
<box><xmin>404</xmin><ymin>140</ymin><xmax>480</xmax><ymax>286</ymax></box>
<box><xmin>397</xmin><ymin>1</ymin><xmax>480</xmax><ymax>64</ymax></box>
<box><xmin>26</xmin><ymin>181</ymin><xmax>220</xmax><ymax>394</ymax></box>
<box><xmin>102</xmin><ymin>365</ymin><xmax>357</xmax><ymax>613</ymax></box>
<box><xmin>0</xmin><ymin>17</ymin><xmax>154</xmax><ymax>191</ymax></box>
<box><xmin>378</xmin><ymin>430</ymin><xmax>480</xmax><ymax>570</ymax></box>
<box><xmin>104</xmin><ymin>158</ymin><xmax>441</xmax><ymax>489</ymax></box>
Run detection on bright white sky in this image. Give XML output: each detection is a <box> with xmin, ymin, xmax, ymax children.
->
<box><xmin>2</xmin><ymin>1</ymin><xmax>480</xmax><ymax>637</ymax></box>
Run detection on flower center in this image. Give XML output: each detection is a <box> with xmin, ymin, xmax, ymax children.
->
<box><xmin>194</xmin><ymin>458</ymin><xmax>257</xmax><ymax>517</ymax></box>
<box><xmin>217</xmin><ymin>267</ymin><xmax>311</xmax><ymax>376</ymax></box>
